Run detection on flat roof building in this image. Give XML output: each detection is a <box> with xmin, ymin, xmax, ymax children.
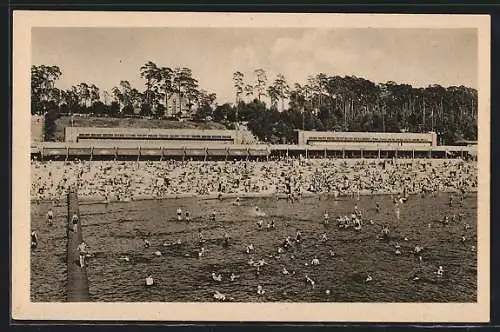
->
<box><xmin>65</xmin><ymin>127</ymin><xmax>245</xmax><ymax>145</ymax></box>
<box><xmin>296</xmin><ymin>130</ymin><xmax>437</xmax><ymax>147</ymax></box>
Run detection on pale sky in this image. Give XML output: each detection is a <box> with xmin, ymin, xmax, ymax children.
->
<box><xmin>32</xmin><ymin>27</ymin><xmax>477</xmax><ymax>104</ymax></box>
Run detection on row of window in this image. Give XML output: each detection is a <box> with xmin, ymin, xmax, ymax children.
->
<box><xmin>78</xmin><ymin>133</ymin><xmax>234</xmax><ymax>140</ymax></box>
<box><xmin>307</xmin><ymin>137</ymin><xmax>430</xmax><ymax>143</ymax></box>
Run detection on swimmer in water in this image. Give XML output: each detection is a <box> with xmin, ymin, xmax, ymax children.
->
<box><xmin>311</xmin><ymin>257</ymin><xmax>320</xmax><ymax>265</ymax></box>
<box><xmin>176</xmin><ymin>207</ymin><xmax>182</xmax><ymax>221</ymax></box>
<box><xmin>354</xmin><ymin>205</ymin><xmax>360</xmax><ymax>217</ymax></box>
<box><xmin>210</xmin><ymin>211</ymin><xmax>216</xmax><ymax>222</ymax></box>
<box><xmin>31</xmin><ymin>230</ymin><xmax>38</xmax><ymax>249</ymax></box>
<box><xmin>323</xmin><ymin>211</ymin><xmax>329</xmax><ymax>226</ymax></box>
<box><xmin>185</xmin><ymin>211</ymin><xmax>190</xmax><ymax>223</ymax></box>
<box><xmin>283</xmin><ymin>236</ymin><xmax>292</xmax><ymax>249</ymax></box>
<box><xmin>320</xmin><ymin>233</ymin><xmax>328</xmax><ymax>242</ymax></box>
<box><xmin>246</xmin><ymin>243</ymin><xmax>255</xmax><ymax>254</ymax></box>
<box><xmin>305</xmin><ymin>275</ymin><xmax>315</xmax><ymax>288</ymax></box>
<box><xmin>295</xmin><ymin>230</ymin><xmax>302</xmax><ymax>243</ymax></box>
<box><xmin>211</xmin><ymin>272</ymin><xmax>222</xmax><ymax>282</ymax></box>
<box><xmin>375</xmin><ymin>202</ymin><xmax>381</xmax><ymax>213</ymax></box>
<box><xmin>198</xmin><ymin>230</ymin><xmax>205</xmax><ymax>244</ymax></box>
<box><xmin>230</xmin><ymin>273</ymin><xmax>240</xmax><ymax>281</ymax></box>
<box><xmin>214</xmin><ymin>290</ymin><xmax>226</xmax><ymax>301</ymax></box>
<box><xmin>354</xmin><ymin>218</ymin><xmax>362</xmax><ymax>231</ymax></box>
<box><xmin>143</xmin><ymin>238</ymin><xmax>151</xmax><ymax>248</ymax></box>
<box><xmin>257</xmin><ymin>285</ymin><xmax>265</xmax><ymax>295</ymax></box>
<box><xmin>442</xmin><ymin>216</ymin><xmax>449</xmax><ymax>225</ymax></box>
<box><xmin>145</xmin><ymin>275</ymin><xmax>154</xmax><ymax>286</ymax></box>
<box><xmin>46</xmin><ymin>208</ymin><xmax>54</xmax><ymax>226</ymax></box>
<box><xmin>380</xmin><ymin>225</ymin><xmax>390</xmax><ymax>241</ymax></box>
<box><xmin>256</xmin><ymin>219</ymin><xmax>263</xmax><ymax>229</ymax></box>
<box><xmin>223</xmin><ymin>233</ymin><xmax>230</xmax><ymax>247</ymax></box>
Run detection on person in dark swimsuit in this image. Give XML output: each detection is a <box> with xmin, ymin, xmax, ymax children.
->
<box><xmin>31</xmin><ymin>231</ymin><xmax>38</xmax><ymax>249</ymax></box>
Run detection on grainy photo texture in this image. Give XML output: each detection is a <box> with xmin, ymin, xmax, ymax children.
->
<box><xmin>13</xmin><ymin>12</ymin><xmax>490</xmax><ymax>322</ymax></box>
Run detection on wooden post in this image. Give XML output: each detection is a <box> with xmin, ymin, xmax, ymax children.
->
<box><xmin>342</xmin><ymin>148</ymin><xmax>345</xmax><ymax>159</ymax></box>
<box><xmin>66</xmin><ymin>188</ymin><xmax>90</xmax><ymax>302</ymax></box>
<box><xmin>378</xmin><ymin>148</ymin><xmax>380</xmax><ymax>160</ymax></box>
<box><xmin>412</xmin><ymin>148</ymin><xmax>415</xmax><ymax>160</ymax></box>
<box><xmin>90</xmin><ymin>146</ymin><xmax>93</xmax><ymax>161</ymax></box>
<box><xmin>324</xmin><ymin>147</ymin><xmax>327</xmax><ymax>159</ymax></box>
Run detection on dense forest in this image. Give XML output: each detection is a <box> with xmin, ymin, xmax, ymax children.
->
<box><xmin>31</xmin><ymin>62</ymin><xmax>478</xmax><ymax>145</ymax></box>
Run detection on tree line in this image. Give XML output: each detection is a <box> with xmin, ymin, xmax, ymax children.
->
<box><xmin>31</xmin><ymin>64</ymin><xmax>478</xmax><ymax>145</ymax></box>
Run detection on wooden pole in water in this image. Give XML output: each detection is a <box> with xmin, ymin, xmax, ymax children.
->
<box><xmin>66</xmin><ymin>188</ymin><xmax>90</xmax><ymax>302</ymax></box>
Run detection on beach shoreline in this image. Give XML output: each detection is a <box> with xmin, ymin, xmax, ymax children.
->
<box><xmin>30</xmin><ymin>187</ymin><xmax>477</xmax><ymax>205</ymax></box>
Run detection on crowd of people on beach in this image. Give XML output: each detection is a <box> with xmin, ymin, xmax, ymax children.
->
<box><xmin>31</xmin><ymin>158</ymin><xmax>477</xmax><ymax>202</ymax></box>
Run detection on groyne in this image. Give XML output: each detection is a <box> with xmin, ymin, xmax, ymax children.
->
<box><xmin>66</xmin><ymin>189</ymin><xmax>89</xmax><ymax>302</ymax></box>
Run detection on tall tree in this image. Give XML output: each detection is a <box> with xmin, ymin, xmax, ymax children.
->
<box><xmin>158</xmin><ymin>66</ymin><xmax>174</xmax><ymax>117</ymax></box>
<box><xmin>253</xmin><ymin>69</ymin><xmax>267</xmax><ymax>102</ymax></box>
<box><xmin>140</xmin><ymin>61</ymin><xmax>160</xmax><ymax>107</ymax></box>
<box><xmin>273</xmin><ymin>73</ymin><xmax>290</xmax><ymax>111</ymax></box>
<box><xmin>31</xmin><ymin>65</ymin><xmax>62</xmax><ymax>114</ymax></box>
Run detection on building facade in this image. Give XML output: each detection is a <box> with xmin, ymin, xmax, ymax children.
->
<box><xmin>64</xmin><ymin>127</ymin><xmax>244</xmax><ymax>145</ymax></box>
<box><xmin>296</xmin><ymin>130</ymin><xmax>437</xmax><ymax>147</ymax></box>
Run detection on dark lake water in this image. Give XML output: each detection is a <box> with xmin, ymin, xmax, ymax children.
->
<box><xmin>31</xmin><ymin>193</ymin><xmax>477</xmax><ymax>302</ymax></box>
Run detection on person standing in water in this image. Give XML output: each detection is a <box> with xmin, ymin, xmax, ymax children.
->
<box><xmin>46</xmin><ymin>208</ymin><xmax>54</xmax><ymax>226</ymax></box>
<box><xmin>296</xmin><ymin>229</ymin><xmax>303</xmax><ymax>243</ymax></box>
<box><xmin>223</xmin><ymin>233</ymin><xmax>230</xmax><ymax>247</ymax></box>
<box><xmin>176</xmin><ymin>207</ymin><xmax>182</xmax><ymax>221</ymax></box>
<box><xmin>31</xmin><ymin>230</ymin><xmax>38</xmax><ymax>249</ymax></box>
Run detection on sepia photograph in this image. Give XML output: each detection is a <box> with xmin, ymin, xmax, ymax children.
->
<box><xmin>12</xmin><ymin>12</ymin><xmax>490</xmax><ymax>322</ymax></box>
